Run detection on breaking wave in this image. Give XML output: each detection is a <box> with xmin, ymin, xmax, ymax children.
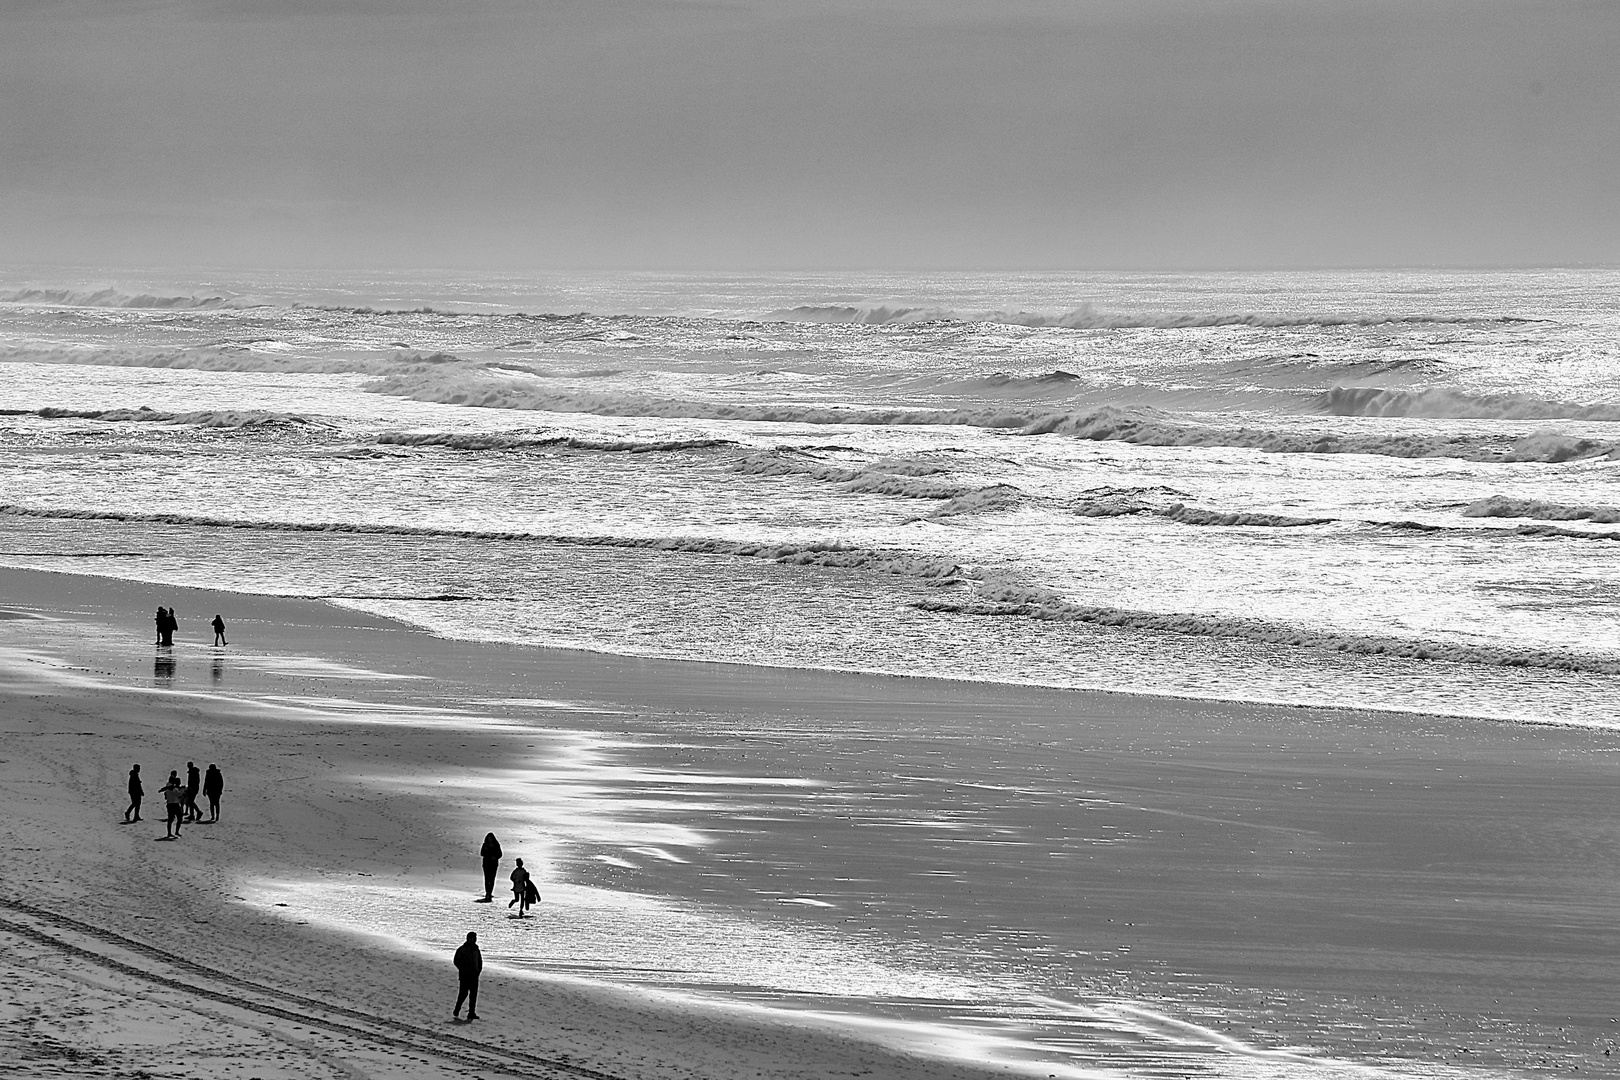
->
<box><xmin>10</xmin><ymin>406</ymin><xmax>319</xmax><ymax>428</ymax></box>
<box><xmin>0</xmin><ymin>287</ymin><xmax>258</xmax><ymax>309</ymax></box>
<box><xmin>922</xmin><ymin>486</ymin><xmax>1028</xmax><ymax>519</ymax></box>
<box><xmin>374</xmin><ymin>432</ymin><xmax>734</xmax><ymax>453</ymax></box>
<box><xmin>0</xmin><ymin>345</ymin><xmax>475</xmax><ymax>377</ymax></box>
<box><xmin>971</xmin><ymin>370</ymin><xmax>1083</xmax><ymax>388</ymax></box>
<box><xmin>0</xmin><ymin>344</ymin><xmax>371</xmax><ymax>374</ymax></box>
<box><xmin>916</xmin><ymin>580</ymin><xmax>1620</xmax><ymax>676</ymax></box>
<box><xmin>367</xmin><ymin>371</ymin><xmax>1620</xmax><ymax>463</ymax></box>
<box><xmin>1324</xmin><ymin>386</ymin><xmax>1620</xmax><ymax>421</ymax></box>
<box><xmin>773</xmin><ymin>303</ymin><xmax>1536</xmax><ymax>330</ymax></box>
<box><xmin>1462</xmin><ymin>496</ymin><xmax>1620</xmax><ymax>524</ymax></box>
<box><xmin>0</xmin><ymin>504</ymin><xmax>965</xmax><ymax>581</ymax></box>
<box><xmin>1160</xmin><ymin>504</ymin><xmax>1331</xmax><ymax>528</ymax></box>
<box><xmin>1063</xmin><ymin>488</ymin><xmax>1328</xmax><ymax>527</ymax></box>
<box><xmin>729</xmin><ymin>449</ymin><xmax>987</xmax><ymax>500</ymax></box>
<box><xmin>1069</xmin><ymin>486</ymin><xmax>1194</xmax><ymax>518</ymax></box>
<box><xmin>1021</xmin><ymin>407</ymin><xmax>1620</xmax><ymax>463</ymax></box>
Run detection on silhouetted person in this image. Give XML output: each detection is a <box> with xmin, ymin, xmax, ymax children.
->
<box><xmin>183</xmin><ymin>762</ymin><xmax>202</xmax><ymax>822</ymax></box>
<box><xmin>211</xmin><ymin>614</ymin><xmax>227</xmax><ymax>646</ymax></box>
<box><xmin>477</xmin><ymin>833</ymin><xmax>502</xmax><ymax>902</ymax></box>
<box><xmin>124</xmin><ymin>764</ymin><xmax>143</xmax><ymax>823</ymax></box>
<box><xmin>154</xmin><ymin>607</ymin><xmax>167</xmax><ymax>645</ymax></box>
<box><xmin>203</xmin><ymin>764</ymin><xmax>223</xmax><ymax>822</ymax></box>
<box><xmin>159</xmin><ymin>608</ymin><xmax>177</xmax><ymax>647</ymax></box>
<box><xmin>508</xmin><ymin>858</ymin><xmax>533</xmax><ymax>917</ymax></box>
<box><xmin>452</xmin><ymin>931</ymin><xmax>482</xmax><ymax>1020</ymax></box>
<box><xmin>160</xmin><ymin>771</ymin><xmax>185</xmax><ymax>838</ymax></box>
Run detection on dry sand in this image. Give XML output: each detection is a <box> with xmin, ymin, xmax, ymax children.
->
<box><xmin>1</xmin><ymin>566</ymin><xmax>1617</xmax><ymax>1078</ymax></box>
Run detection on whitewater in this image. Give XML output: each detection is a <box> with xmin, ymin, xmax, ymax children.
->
<box><xmin>3</xmin><ymin>267</ymin><xmax>1619</xmax><ymax>727</ymax></box>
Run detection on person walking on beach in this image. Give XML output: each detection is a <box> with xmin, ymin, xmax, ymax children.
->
<box><xmin>183</xmin><ymin>761</ymin><xmax>202</xmax><ymax>822</ymax></box>
<box><xmin>508</xmin><ymin>858</ymin><xmax>533</xmax><ymax>917</ymax></box>
<box><xmin>123</xmin><ymin>764</ymin><xmax>143</xmax><ymax>823</ymax></box>
<box><xmin>452</xmin><ymin>931</ymin><xmax>482</xmax><ymax>1020</ymax></box>
<box><xmin>160</xmin><ymin>771</ymin><xmax>185</xmax><ymax>838</ymax></box>
<box><xmin>211</xmin><ymin>614</ymin><xmax>227</xmax><ymax>646</ymax></box>
<box><xmin>203</xmin><ymin>764</ymin><xmax>223</xmax><ymax>822</ymax></box>
<box><xmin>478</xmin><ymin>833</ymin><xmax>502</xmax><ymax>902</ymax></box>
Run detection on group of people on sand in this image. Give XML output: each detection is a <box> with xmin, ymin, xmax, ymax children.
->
<box><xmin>154</xmin><ymin>607</ymin><xmax>228</xmax><ymax>647</ymax></box>
<box><xmin>124</xmin><ymin>760</ymin><xmax>224</xmax><ymax>838</ymax></box>
<box><xmin>452</xmin><ymin>832</ymin><xmax>542</xmax><ymax>1021</ymax></box>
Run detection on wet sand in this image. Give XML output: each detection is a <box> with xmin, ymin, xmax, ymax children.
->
<box><xmin>1</xmin><ymin>566</ymin><xmax>1617</xmax><ymax>1077</ymax></box>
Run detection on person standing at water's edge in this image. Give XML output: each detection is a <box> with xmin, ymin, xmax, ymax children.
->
<box><xmin>154</xmin><ymin>607</ymin><xmax>167</xmax><ymax>645</ymax></box>
<box><xmin>160</xmin><ymin>608</ymin><xmax>177</xmax><ymax>647</ymax></box>
<box><xmin>123</xmin><ymin>764</ymin><xmax>143</xmax><ymax>823</ymax></box>
<box><xmin>211</xmin><ymin>614</ymin><xmax>227</xmax><ymax>646</ymax></box>
<box><xmin>203</xmin><ymin>764</ymin><xmax>223</xmax><ymax>822</ymax></box>
<box><xmin>478</xmin><ymin>832</ymin><xmax>502</xmax><ymax>902</ymax></box>
<box><xmin>452</xmin><ymin>932</ymin><xmax>482</xmax><ymax>1021</ymax></box>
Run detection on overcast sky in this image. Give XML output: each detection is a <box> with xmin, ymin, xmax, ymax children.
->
<box><xmin>2</xmin><ymin>0</ymin><xmax>1616</xmax><ymax>270</ymax></box>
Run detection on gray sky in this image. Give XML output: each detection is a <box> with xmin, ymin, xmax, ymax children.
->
<box><xmin>2</xmin><ymin>0</ymin><xmax>1616</xmax><ymax>270</ymax></box>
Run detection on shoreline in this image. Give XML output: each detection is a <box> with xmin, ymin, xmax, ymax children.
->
<box><xmin>3</xmin><ymin>554</ymin><xmax>1610</xmax><ymax>735</ymax></box>
<box><xmin>3</xmin><ymin>564</ymin><xmax>1619</xmax><ymax>1077</ymax></box>
<box><xmin>1</xmin><ymin>566</ymin><xmax>1060</xmax><ymax>1080</ymax></box>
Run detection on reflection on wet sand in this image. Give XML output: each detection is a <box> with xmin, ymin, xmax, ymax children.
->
<box><xmin>153</xmin><ymin>650</ymin><xmax>175</xmax><ymax>683</ymax></box>
<box><xmin>211</xmin><ymin>654</ymin><xmax>224</xmax><ymax>684</ymax></box>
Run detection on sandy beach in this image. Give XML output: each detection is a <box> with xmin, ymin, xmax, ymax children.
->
<box><xmin>1</xmin><ymin>565</ymin><xmax>1617</xmax><ymax>1078</ymax></box>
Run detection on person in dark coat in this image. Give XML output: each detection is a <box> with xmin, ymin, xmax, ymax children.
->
<box><xmin>160</xmin><ymin>771</ymin><xmax>185</xmax><ymax>838</ymax></box>
<box><xmin>183</xmin><ymin>762</ymin><xmax>202</xmax><ymax>822</ymax></box>
<box><xmin>453</xmin><ymin>931</ymin><xmax>482</xmax><ymax>1020</ymax></box>
<box><xmin>123</xmin><ymin>764</ymin><xmax>143</xmax><ymax>823</ymax></box>
<box><xmin>154</xmin><ymin>608</ymin><xmax>167</xmax><ymax>645</ymax></box>
<box><xmin>202</xmin><ymin>764</ymin><xmax>224</xmax><ymax>822</ymax></box>
<box><xmin>477</xmin><ymin>833</ymin><xmax>502</xmax><ymax>902</ymax></box>
<box><xmin>160</xmin><ymin>608</ymin><xmax>177</xmax><ymax>647</ymax></box>
<box><xmin>211</xmin><ymin>615</ymin><xmax>227</xmax><ymax>646</ymax></box>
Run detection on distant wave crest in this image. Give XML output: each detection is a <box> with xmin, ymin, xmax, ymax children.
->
<box><xmin>773</xmin><ymin>303</ymin><xmax>1534</xmax><ymax>330</ymax></box>
<box><xmin>14</xmin><ymin>406</ymin><xmax>319</xmax><ymax>428</ymax></box>
<box><xmin>375</xmin><ymin>431</ymin><xmax>734</xmax><ymax>454</ymax></box>
<box><xmin>0</xmin><ymin>287</ymin><xmax>256</xmax><ymax>310</ymax></box>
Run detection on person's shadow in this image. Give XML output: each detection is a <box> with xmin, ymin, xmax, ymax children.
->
<box><xmin>154</xmin><ymin>653</ymin><xmax>176</xmax><ymax>683</ymax></box>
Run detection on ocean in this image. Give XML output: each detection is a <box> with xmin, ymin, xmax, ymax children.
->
<box><xmin>3</xmin><ymin>267</ymin><xmax>1618</xmax><ymax>1077</ymax></box>
<box><xmin>4</xmin><ymin>267</ymin><xmax>1619</xmax><ymax>724</ymax></box>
